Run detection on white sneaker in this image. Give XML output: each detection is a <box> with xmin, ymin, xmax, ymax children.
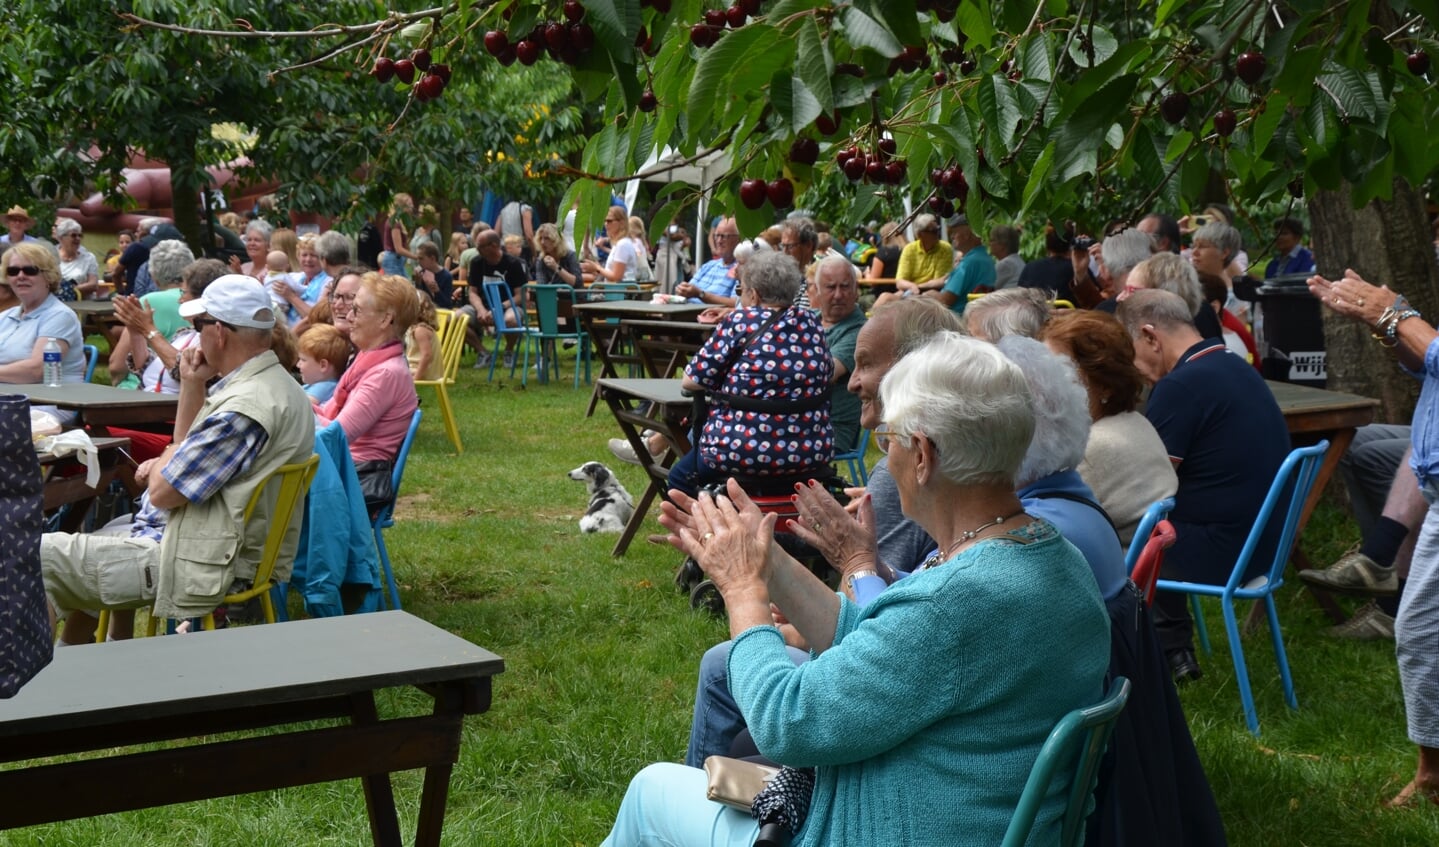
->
<box><xmin>608</xmin><ymin>437</ymin><xmax>663</xmax><ymax>466</ymax></box>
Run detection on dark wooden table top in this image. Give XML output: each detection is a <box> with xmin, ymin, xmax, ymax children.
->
<box><xmin>597</xmin><ymin>377</ymin><xmax>690</xmax><ymax>406</ymax></box>
<box><xmin>574</xmin><ymin>301</ymin><xmax>709</xmax><ymax>318</ymax></box>
<box><xmin>0</xmin><ymin>611</ymin><xmax>504</xmax><ymax>738</ymax></box>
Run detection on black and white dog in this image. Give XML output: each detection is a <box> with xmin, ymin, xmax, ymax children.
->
<box><xmin>569</xmin><ymin>461</ymin><xmax>635</xmax><ymax>534</ymax></box>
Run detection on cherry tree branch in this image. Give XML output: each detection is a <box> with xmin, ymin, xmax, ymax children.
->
<box><xmin>116</xmin><ymin>7</ymin><xmax>454</xmax><ymax>39</ymax></box>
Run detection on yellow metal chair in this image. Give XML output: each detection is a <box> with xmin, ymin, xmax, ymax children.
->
<box><xmin>97</xmin><ymin>454</ymin><xmax>320</xmax><ymax>641</ymax></box>
<box><xmin>415</xmin><ymin>303</ymin><xmax>469</xmax><ymax>452</ymax></box>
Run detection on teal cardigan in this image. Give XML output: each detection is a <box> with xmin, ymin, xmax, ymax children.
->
<box><xmin>729</xmin><ymin>521</ymin><xmax>1109</xmax><ymax>846</ymax></box>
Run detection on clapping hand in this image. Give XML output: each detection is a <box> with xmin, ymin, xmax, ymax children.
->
<box><xmin>788</xmin><ymin>481</ymin><xmax>878</xmax><ymax>579</ymax></box>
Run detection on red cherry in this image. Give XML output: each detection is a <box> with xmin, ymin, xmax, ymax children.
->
<box><xmin>739</xmin><ymin>179</ymin><xmax>767</xmax><ymax>210</ymax></box>
<box><xmin>933</xmin><ymin>71</ymin><xmax>947</xmax><ymax>86</ymax></box>
<box><xmin>1160</xmin><ymin>91</ymin><xmax>1190</xmax><ymax>124</ymax></box>
<box><xmin>1409</xmin><ymin>50</ymin><xmax>1431</xmax><ymax>76</ymax></box>
<box><xmin>690</xmin><ymin>24</ymin><xmax>719</xmax><ymax>48</ymax></box>
<box><xmin>885</xmin><ymin>161</ymin><xmax>907</xmax><ymax>184</ymax></box>
<box><xmin>371</xmin><ymin>57</ymin><xmax>395</xmax><ymax>83</ymax></box>
<box><xmin>483</xmin><ymin>30</ymin><xmax>509</xmax><ymax>57</ymax></box>
<box><xmin>766</xmin><ymin>178</ymin><xmax>794</xmax><ymax>209</ymax></box>
<box><xmin>928</xmin><ymin>195</ymin><xmax>944</xmax><ymax>213</ymax></box>
<box><xmin>569</xmin><ymin>23</ymin><xmax>595</xmax><ymax>51</ymax></box>
<box><xmin>842</xmin><ymin>156</ymin><xmax>866</xmax><ymax>181</ymax></box>
<box><xmin>515</xmin><ymin>40</ymin><xmax>541</xmax><ymax>65</ymax></box>
<box><xmin>814</xmin><ymin>110</ymin><xmax>840</xmax><ymax>135</ymax></box>
<box><xmin>938</xmin><ymin>199</ymin><xmax>955</xmax><ymax>218</ymax></box>
<box><xmin>959</xmin><ymin>59</ymin><xmax>976</xmax><ymax>75</ymax></box>
<box><xmin>865</xmin><ymin>159</ymin><xmax>886</xmax><ymax>182</ymax></box>
<box><xmin>1213</xmin><ymin>108</ymin><xmax>1237</xmax><ymax>137</ymax></box>
<box><xmin>703</xmin><ymin>8</ymin><xmax>727</xmax><ymax>26</ymax></box>
<box><xmin>416</xmin><ymin>74</ymin><xmax>445</xmax><ymax>101</ymax></box>
<box><xmin>638</xmin><ymin>89</ymin><xmax>658</xmax><ymax>112</ymax></box>
<box><xmin>393</xmin><ymin>59</ymin><xmax>415</xmax><ymax>84</ymax></box>
<box><xmin>788</xmin><ymin>137</ymin><xmax>819</xmax><ymax>165</ymax></box>
<box><xmin>1007</xmin><ymin>70</ymin><xmax>1022</xmax><ymax>81</ymax></box>
<box><xmin>929</xmin><ymin>169</ymin><xmax>945</xmax><ymax>187</ymax></box>
<box><xmin>726</xmin><ymin>5</ymin><xmax>747</xmax><ymax>27</ymax></box>
<box><xmin>835</xmin><ymin>63</ymin><xmax>864</xmax><ymax>78</ymax></box>
<box><xmin>635</xmin><ymin>25</ymin><xmax>649</xmax><ymax>49</ymax></box>
<box><xmin>1235</xmin><ymin>51</ymin><xmax>1267</xmax><ymax>85</ymax></box>
<box><xmin>545</xmin><ymin>22</ymin><xmax>569</xmax><ymax>51</ymax></box>
<box><xmin>411</xmin><ymin>48</ymin><xmax>432</xmax><ymax>72</ymax></box>
<box><xmin>563</xmin><ymin>0</ymin><xmax>585</xmax><ymax>22</ymax></box>
<box><xmin>877</xmin><ymin>138</ymin><xmax>897</xmax><ymax>159</ymax></box>
<box><xmin>497</xmin><ymin>45</ymin><xmax>517</xmax><ymax>66</ymax></box>
<box><xmin>431</xmin><ymin>63</ymin><xmax>451</xmax><ymax>84</ymax></box>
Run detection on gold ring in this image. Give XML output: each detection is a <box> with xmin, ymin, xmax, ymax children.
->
<box><xmin>812</xmin><ymin>521</ymin><xmax>822</xmax><ymax>532</ymax></box>
<box><xmin>702</xmin><ymin>532</ymin><xmax>714</xmax><ymax>542</ymax></box>
<box><xmin>1358</xmin><ymin>297</ymin><xmax>1366</xmax><ymax>307</ymax></box>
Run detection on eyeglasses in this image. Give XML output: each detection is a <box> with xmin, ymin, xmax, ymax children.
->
<box><xmin>873</xmin><ymin>425</ymin><xmax>898</xmax><ymax>454</ymax></box>
<box><xmin>331</xmin><ymin>292</ymin><xmax>358</xmax><ymax>307</ymax></box>
<box><xmin>5</xmin><ymin>265</ymin><xmax>40</xmax><ymax>277</ymax></box>
<box><xmin>191</xmin><ymin>317</ymin><xmax>234</xmax><ymax>332</ymax></box>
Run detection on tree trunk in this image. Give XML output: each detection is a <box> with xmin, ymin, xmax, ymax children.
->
<box><xmin>163</xmin><ymin>127</ymin><xmax>205</xmax><ymax>257</ymax></box>
<box><xmin>1308</xmin><ymin>178</ymin><xmax>1439</xmax><ymax>423</ymax></box>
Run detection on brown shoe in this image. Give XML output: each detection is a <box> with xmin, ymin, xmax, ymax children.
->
<box><xmin>1327</xmin><ymin>601</ymin><xmax>1395</xmax><ymax>641</ymax></box>
<box><xmin>1297</xmin><ymin>552</ymin><xmax>1398</xmax><ymax>597</ymax></box>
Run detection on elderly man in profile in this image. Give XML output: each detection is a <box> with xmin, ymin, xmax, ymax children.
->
<box><xmin>41</xmin><ymin>276</ymin><xmax>315</xmax><ymax>645</ymax></box>
<box><xmin>809</xmin><ymin>255</ymin><xmax>866</xmax><ymax>453</ymax></box>
<box><xmin>1091</xmin><ymin>228</ymin><xmax>1156</xmax><ymax>314</ymax></box>
<box><xmin>890</xmin><ymin>213</ymin><xmax>953</xmax><ymax>293</ymax></box>
<box><xmin>676</xmin><ymin>216</ymin><xmax>739</xmax><ymax>307</ymax></box>
<box><xmin>1116</xmin><ymin>289</ymin><xmax>1290</xmax><ymax>683</ymax></box>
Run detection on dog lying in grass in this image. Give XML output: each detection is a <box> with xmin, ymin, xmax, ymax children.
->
<box><xmin>568</xmin><ymin>461</ymin><xmax>634</xmax><ymax>533</ymax></box>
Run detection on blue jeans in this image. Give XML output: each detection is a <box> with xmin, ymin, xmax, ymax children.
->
<box><xmin>667</xmin><ymin>447</ymin><xmax>725</xmax><ymax>500</ymax></box>
<box><xmin>685</xmin><ymin>639</ymin><xmax>810</xmax><ymax>768</ymax></box>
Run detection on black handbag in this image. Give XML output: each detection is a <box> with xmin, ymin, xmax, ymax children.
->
<box><xmin>0</xmin><ymin>394</ymin><xmax>52</xmax><ymax>698</ymax></box>
<box><xmin>354</xmin><ymin>459</ymin><xmax>395</xmax><ymax>514</ymax></box>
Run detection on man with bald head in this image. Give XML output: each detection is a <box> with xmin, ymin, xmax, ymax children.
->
<box><xmin>676</xmin><ymin>217</ymin><xmax>739</xmax><ymax>307</ymax></box>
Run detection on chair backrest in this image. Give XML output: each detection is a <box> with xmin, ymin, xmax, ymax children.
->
<box><xmin>1225</xmin><ymin>440</ymin><xmax>1329</xmax><ymax>591</ymax></box>
<box><xmin>244</xmin><ymin>454</ymin><xmax>321</xmax><ymax>589</ymax></box>
<box><xmin>428</xmin><ymin>307</ymin><xmax>469</xmax><ymax>384</ymax></box>
<box><xmin>482</xmin><ymin>279</ymin><xmax>526</xmax><ymax>332</ymax></box>
<box><xmin>1002</xmin><ymin>677</ymin><xmax>1133</xmax><ymax>847</ymax></box>
<box><xmin>83</xmin><ymin>343</ymin><xmax>98</xmax><ymax>383</ymax></box>
<box><xmin>1123</xmin><ymin>497</ymin><xmax>1176</xmax><ymax>572</ymax></box>
<box><xmin>529</xmin><ymin>283</ymin><xmax>574</xmax><ymax>335</ymax></box>
<box><xmin>1128</xmin><ymin>520</ymin><xmax>1177</xmax><ymax>606</ymax></box>
<box><xmin>376</xmin><ymin>409</ymin><xmax>423</xmax><ymax>525</ymax></box>
<box><xmin>434</xmin><ymin>308</ymin><xmax>452</xmax><ymax>339</ymax></box>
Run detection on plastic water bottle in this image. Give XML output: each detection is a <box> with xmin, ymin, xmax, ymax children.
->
<box><xmin>43</xmin><ymin>338</ymin><xmax>62</xmax><ymax>386</ymax></box>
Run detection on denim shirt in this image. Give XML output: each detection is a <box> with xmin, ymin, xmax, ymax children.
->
<box><xmin>1406</xmin><ymin>336</ymin><xmax>1439</xmax><ymax>487</ymax></box>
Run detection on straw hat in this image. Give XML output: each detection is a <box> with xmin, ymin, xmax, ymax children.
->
<box><xmin>4</xmin><ymin>205</ymin><xmax>33</xmax><ymax>224</ymax></box>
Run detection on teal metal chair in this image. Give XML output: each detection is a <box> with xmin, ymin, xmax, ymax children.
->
<box><xmin>528</xmin><ymin>283</ymin><xmax>591</xmax><ymax>387</ymax></box>
<box><xmin>82</xmin><ymin>343</ymin><xmax>98</xmax><ymax>383</ymax></box>
<box><xmin>372</xmin><ymin>408</ymin><xmax>422</xmax><ymax>610</ymax></box>
<box><xmin>1123</xmin><ymin>497</ymin><xmax>1176</xmax><ymax>573</ymax></box>
<box><xmin>833</xmin><ymin>428</ymin><xmax>871</xmax><ymax>485</ymax></box>
<box><xmin>481</xmin><ymin>280</ymin><xmax>535</xmax><ymax>385</ymax></box>
<box><xmin>1001</xmin><ymin>677</ymin><xmax>1132</xmax><ymax>847</ymax></box>
<box><xmin>1156</xmin><ymin>440</ymin><xmax>1328</xmax><ymax>735</ymax></box>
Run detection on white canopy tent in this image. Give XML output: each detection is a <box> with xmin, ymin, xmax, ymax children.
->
<box><xmin>623</xmin><ymin>147</ymin><xmax>732</xmax><ymax>265</ymax></box>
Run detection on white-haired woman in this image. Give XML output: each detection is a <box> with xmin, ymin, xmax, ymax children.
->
<box><xmin>238</xmin><ymin>219</ymin><xmax>273</xmax><ymax>280</ymax></box>
<box><xmin>601</xmin><ymin>332</ymin><xmax>1109</xmax><ymax>846</ymax></box>
<box><xmin>666</xmin><ymin>251</ymin><xmax>834</xmax><ymax>498</ymax></box>
<box><xmin>1189</xmin><ymin>220</ymin><xmax>1249</xmax><ymax>322</ymax></box>
<box><xmin>53</xmin><ymin>218</ymin><xmax>99</xmax><ymax>301</ymax></box>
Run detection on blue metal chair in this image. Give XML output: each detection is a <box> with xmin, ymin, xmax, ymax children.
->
<box><xmin>1123</xmin><ymin>497</ymin><xmax>1176</xmax><ymax>573</ymax></box>
<box><xmin>1001</xmin><ymin>677</ymin><xmax>1132</xmax><ymax>847</ymax></box>
<box><xmin>528</xmin><ymin>283</ymin><xmax>591</xmax><ymax>388</ymax></box>
<box><xmin>372</xmin><ymin>408</ymin><xmax>422</xmax><ymax>610</ymax></box>
<box><xmin>833</xmin><ymin>428</ymin><xmax>871</xmax><ymax>486</ymax></box>
<box><xmin>1155</xmin><ymin>441</ymin><xmax>1328</xmax><ymax>735</ymax></box>
<box><xmin>83</xmin><ymin>343</ymin><xmax>98</xmax><ymax>383</ymax></box>
<box><xmin>481</xmin><ymin>280</ymin><xmax>535</xmax><ymax>385</ymax></box>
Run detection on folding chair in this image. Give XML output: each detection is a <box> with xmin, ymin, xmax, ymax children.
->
<box><xmin>481</xmin><ymin>280</ymin><xmax>536</xmax><ymax>385</ymax></box>
<box><xmin>373</xmin><ymin>408</ymin><xmax>421</xmax><ymax>610</ymax></box>
<box><xmin>415</xmin><ymin>308</ymin><xmax>468</xmax><ymax>452</ymax></box>
<box><xmin>1155</xmin><ymin>441</ymin><xmax>1328</xmax><ymax>735</ymax></box>
<box><xmin>83</xmin><ymin>343</ymin><xmax>98</xmax><ymax>383</ymax></box>
<box><xmin>529</xmin><ymin>283</ymin><xmax>590</xmax><ymax>387</ymax></box>
<box><xmin>832</xmin><ymin>429</ymin><xmax>871</xmax><ymax>486</ymax></box>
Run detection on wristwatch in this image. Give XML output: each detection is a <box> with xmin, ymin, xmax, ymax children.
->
<box><xmin>145</xmin><ymin>329</ymin><xmax>159</xmax><ymax>343</ymax></box>
<box><xmin>845</xmin><ymin>569</ymin><xmax>878</xmax><ymax>593</ymax></box>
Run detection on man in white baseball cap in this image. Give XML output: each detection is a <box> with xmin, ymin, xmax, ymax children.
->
<box><xmin>42</xmin><ymin>273</ymin><xmax>315</xmax><ymax>644</ymax></box>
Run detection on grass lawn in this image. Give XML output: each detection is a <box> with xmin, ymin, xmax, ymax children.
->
<box><xmin>5</xmin><ymin>350</ymin><xmax>1439</xmax><ymax>845</ymax></box>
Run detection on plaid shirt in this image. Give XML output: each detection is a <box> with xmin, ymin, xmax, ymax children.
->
<box><xmin>130</xmin><ymin>410</ymin><xmax>270</xmax><ymax>543</ymax></box>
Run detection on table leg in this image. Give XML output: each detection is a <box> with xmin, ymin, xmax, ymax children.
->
<box><xmin>350</xmin><ymin>692</ymin><xmax>403</xmax><ymax>847</ymax></box>
<box><xmin>414</xmin><ymin>685</ymin><xmax>463</xmax><ymax>847</ymax></box>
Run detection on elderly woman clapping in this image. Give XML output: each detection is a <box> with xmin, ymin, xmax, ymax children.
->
<box><xmin>601</xmin><ymin>332</ymin><xmax>1110</xmax><ymax>847</ymax></box>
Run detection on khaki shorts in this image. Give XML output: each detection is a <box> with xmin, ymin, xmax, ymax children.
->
<box><xmin>41</xmin><ymin>532</ymin><xmax>160</xmax><ymax>615</ymax></box>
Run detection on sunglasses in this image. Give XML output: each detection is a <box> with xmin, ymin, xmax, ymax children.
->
<box><xmin>191</xmin><ymin>317</ymin><xmax>235</xmax><ymax>332</ymax></box>
<box><xmin>5</xmin><ymin>265</ymin><xmax>40</xmax><ymax>277</ymax></box>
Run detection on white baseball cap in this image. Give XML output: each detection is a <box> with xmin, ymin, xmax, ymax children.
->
<box><xmin>178</xmin><ymin>274</ymin><xmax>276</xmax><ymax>329</ymax></box>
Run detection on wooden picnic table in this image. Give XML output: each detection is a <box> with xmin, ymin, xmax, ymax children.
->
<box><xmin>0</xmin><ymin>610</ymin><xmax>504</xmax><ymax>846</ymax></box>
<box><xmin>595</xmin><ymin>377</ymin><xmax>693</xmax><ymax>556</ymax></box>
<box><xmin>38</xmin><ymin>435</ymin><xmax>129</xmax><ymax>532</ymax></box>
<box><xmin>1268</xmin><ymin>379</ymin><xmax>1379</xmax><ymax>623</ymax></box>
<box><xmin>575</xmin><ymin>301</ymin><xmax>709</xmax><ymax>416</ymax></box>
<box><xmin>622</xmin><ymin>319</ymin><xmax>715</xmax><ymax>379</ymax></box>
<box><xmin>11</xmin><ymin>382</ymin><xmax>179</xmax><ymax>429</ymax></box>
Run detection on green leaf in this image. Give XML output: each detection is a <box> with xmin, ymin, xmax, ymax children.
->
<box><xmin>770</xmin><ymin>72</ymin><xmax>822</xmax><ymax>134</ymax></box>
<box><xmin>865</xmin><ymin>0</ymin><xmax>923</xmax><ymax>48</ymax></box>
<box><xmin>839</xmin><ymin>7</ymin><xmax>902</xmax><ymax>59</ymax></box>
<box><xmin>796</xmin><ymin>17</ymin><xmax>833</xmax><ymax>115</ymax></box>
<box><xmin>765</xmin><ymin>0</ymin><xmax>826</xmax><ymax>28</ymax></box>
<box><xmin>1051</xmin><ymin>42</ymin><xmax>1149</xmax><ymax>127</ymax></box>
<box><xmin>984</xmin><ymin>77</ymin><xmax>1023</xmax><ymax>148</ymax></box>
<box><xmin>1067</xmin><ymin>24</ymin><xmax>1119</xmax><ymax>68</ymax></box>
<box><xmin>1302</xmin><ymin>93</ymin><xmax>1334</xmax><ymax>152</ymax></box>
<box><xmin>1164</xmin><ymin>129</ymin><xmax>1193</xmax><ymax>163</ymax></box>
<box><xmin>1155</xmin><ymin>0</ymin><xmax>1187</xmax><ymax>26</ymax></box>
<box><xmin>582</xmin><ymin>0</ymin><xmax>640</xmax><ymax>66</ymax></box>
<box><xmin>955</xmin><ymin>0</ymin><xmax>996</xmax><ymax>50</ymax></box>
<box><xmin>1318</xmin><ymin>63</ymin><xmax>1379</xmax><ymax>121</ymax></box>
<box><xmin>1018</xmin><ymin>32</ymin><xmax>1054</xmax><ymax>84</ymax></box>
<box><xmin>1020</xmin><ymin>141</ymin><xmax>1056</xmax><ymax>216</ymax></box>
<box><xmin>687</xmin><ymin>25</ymin><xmax>782</xmax><ymax>133</ymax></box>
<box><xmin>1250</xmin><ymin>94</ymin><xmax>1288</xmax><ymax>155</ymax></box>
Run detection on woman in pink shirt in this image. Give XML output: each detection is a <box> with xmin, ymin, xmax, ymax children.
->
<box><xmin>315</xmin><ymin>272</ymin><xmax>418</xmax><ymax>464</ymax></box>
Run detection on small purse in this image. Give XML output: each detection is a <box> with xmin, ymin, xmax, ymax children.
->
<box><xmin>353</xmin><ymin>459</ymin><xmax>395</xmax><ymax>513</ymax></box>
<box><xmin>703</xmin><ymin>756</ymin><xmax>778</xmax><ymax>811</ymax></box>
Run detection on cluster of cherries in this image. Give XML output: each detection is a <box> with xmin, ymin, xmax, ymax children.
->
<box><xmin>371</xmin><ymin>49</ymin><xmax>452</xmax><ymax>102</ymax></box>
<box><xmin>482</xmin><ymin>0</ymin><xmax>596</xmax><ymax>67</ymax></box>
<box><xmin>689</xmin><ymin>0</ymin><xmax>763</xmax><ymax>48</ymax></box>
<box><xmin>836</xmin><ymin>139</ymin><xmax>908</xmax><ymax>185</ymax></box>
<box><xmin>738</xmin><ymin>177</ymin><xmax>794</xmax><ymax>210</ymax></box>
<box><xmin>924</xmin><ymin>165</ymin><xmax>970</xmax><ymax>218</ymax></box>
<box><xmin>1158</xmin><ymin>51</ymin><xmax>1267</xmax><ymax>138</ymax></box>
